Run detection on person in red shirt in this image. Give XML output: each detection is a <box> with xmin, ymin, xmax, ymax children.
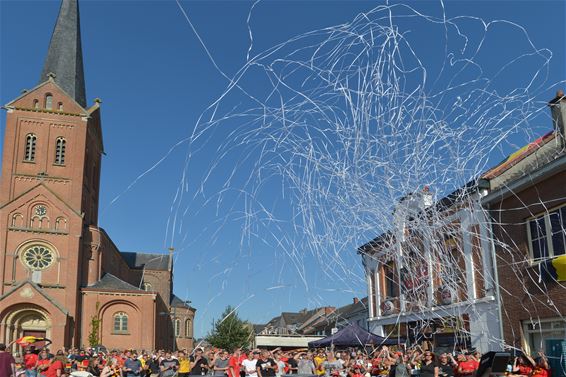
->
<box><xmin>24</xmin><ymin>348</ymin><xmax>39</xmax><ymax>377</ymax></box>
<box><xmin>456</xmin><ymin>354</ymin><xmax>477</xmax><ymax>377</ymax></box>
<box><xmin>526</xmin><ymin>352</ymin><xmax>551</xmax><ymax>377</ymax></box>
<box><xmin>228</xmin><ymin>349</ymin><xmax>242</xmax><ymax>377</ymax></box>
<box><xmin>45</xmin><ymin>351</ymin><xmax>65</xmax><ymax>377</ymax></box>
<box><xmin>349</xmin><ymin>365</ymin><xmax>364</xmax><ymax>377</ymax></box>
<box><xmin>511</xmin><ymin>356</ymin><xmax>533</xmax><ymax>377</ymax></box>
<box><xmin>470</xmin><ymin>352</ymin><xmax>480</xmax><ymax>371</ymax></box>
<box><xmin>36</xmin><ymin>350</ymin><xmax>51</xmax><ymax>377</ymax></box>
<box><xmin>278</xmin><ymin>352</ymin><xmax>289</xmax><ymax>374</ymax></box>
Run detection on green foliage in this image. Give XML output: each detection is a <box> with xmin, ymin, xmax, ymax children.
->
<box><xmin>206</xmin><ymin>306</ymin><xmax>253</xmax><ymax>352</ymax></box>
<box><xmin>88</xmin><ymin>302</ymin><xmax>101</xmax><ymax>347</ymax></box>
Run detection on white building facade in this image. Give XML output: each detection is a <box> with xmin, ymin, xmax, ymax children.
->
<box><xmin>359</xmin><ymin>186</ymin><xmax>504</xmax><ymax>353</ymax></box>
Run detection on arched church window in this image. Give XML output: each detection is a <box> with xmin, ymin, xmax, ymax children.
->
<box><xmin>143</xmin><ymin>282</ymin><xmax>152</xmax><ymax>291</ymax></box>
<box><xmin>113</xmin><ymin>312</ymin><xmax>128</xmax><ymax>332</ymax></box>
<box><xmin>174</xmin><ymin>318</ymin><xmax>180</xmax><ymax>337</ymax></box>
<box><xmin>55</xmin><ymin>217</ymin><xmax>67</xmax><ymax>231</ymax></box>
<box><xmin>45</xmin><ymin>94</ymin><xmax>53</xmax><ymax>110</ymax></box>
<box><xmin>58</xmin><ymin>102</ymin><xmax>63</xmax><ymax>111</ymax></box>
<box><xmin>25</xmin><ymin>134</ymin><xmax>37</xmax><ymax>162</ymax></box>
<box><xmin>185</xmin><ymin>319</ymin><xmax>192</xmax><ymax>337</ymax></box>
<box><xmin>11</xmin><ymin>213</ymin><xmax>24</xmax><ymax>227</ymax></box>
<box><xmin>33</xmin><ymin>99</ymin><xmax>39</xmax><ymax>109</ymax></box>
<box><xmin>54</xmin><ymin>137</ymin><xmax>66</xmax><ymax>165</ymax></box>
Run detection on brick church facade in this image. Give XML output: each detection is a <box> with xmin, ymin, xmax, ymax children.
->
<box><xmin>0</xmin><ymin>0</ymin><xmax>195</xmax><ymax>351</ymax></box>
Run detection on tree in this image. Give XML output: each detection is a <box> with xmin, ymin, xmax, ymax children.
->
<box><xmin>87</xmin><ymin>302</ymin><xmax>101</xmax><ymax>347</ymax></box>
<box><xmin>207</xmin><ymin>306</ymin><xmax>253</xmax><ymax>351</ymax></box>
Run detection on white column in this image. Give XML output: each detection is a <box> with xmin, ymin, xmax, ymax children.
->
<box><xmin>468</xmin><ymin>303</ymin><xmax>504</xmax><ymax>353</ymax></box>
<box><xmin>476</xmin><ymin>206</ymin><xmax>495</xmax><ymax>294</ymax></box>
<box><xmin>460</xmin><ymin>210</ymin><xmax>477</xmax><ymax>300</ymax></box>
<box><xmin>375</xmin><ymin>268</ymin><xmax>382</xmax><ymax>317</ymax></box>
<box><xmin>365</xmin><ymin>265</ymin><xmax>376</xmax><ymax>318</ymax></box>
<box><xmin>424</xmin><ymin>238</ymin><xmax>434</xmax><ymax>307</ymax></box>
<box><xmin>398</xmin><ymin>242</ymin><xmax>407</xmax><ymax>312</ymax></box>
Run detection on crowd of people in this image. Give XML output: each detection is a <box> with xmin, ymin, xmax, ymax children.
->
<box><xmin>0</xmin><ymin>342</ymin><xmax>553</xmax><ymax>377</ymax></box>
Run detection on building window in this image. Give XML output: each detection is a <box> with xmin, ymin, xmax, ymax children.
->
<box><xmin>45</xmin><ymin>94</ymin><xmax>53</xmax><ymax>110</ymax></box>
<box><xmin>24</xmin><ymin>134</ymin><xmax>37</xmax><ymax>162</ymax></box>
<box><xmin>143</xmin><ymin>282</ymin><xmax>152</xmax><ymax>291</ymax></box>
<box><xmin>33</xmin><ymin>99</ymin><xmax>39</xmax><ymax>109</ymax></box>
<box><xmin>523</xmin><ymin>318</ymin><xmax>566</xmax><ymax>353</ymax></box>
<box><xmin>54</xmin><ymin>137</ymin><xmax>66</xmax><ymax>165</ymax></box>
<box><xmin>383</xmin><ymin>261</ymin><xmax>399</xmax><ymax>298</ymax></box>
<box><xmin>113</xmin><ymin>312</ymin><xmax>128</xmax><ymax>333</ymax></box>
<box><xmin>174</xmin><ymin>318</ymin><xmax>180</xmax><ymax>337</ymax></box>
<box><xmin>185</xmin><ymin>319</ymin><xmax>192</xmax><ymax>337</ymax></box>
<box><xmin>528</xmin><ymin>205</ymin><xmax>566</xmax><ymax>261</ymax></box>
<box><xmin>58</xmin><ymin>102</ymin><xmax>63</xmax><ymax>111</ymax></box>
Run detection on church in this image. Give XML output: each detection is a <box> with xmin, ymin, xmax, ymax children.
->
<box><xmin>0</xmin><ymin>0</ymin><xmax>195</xmax><ymax>352</ymax></box>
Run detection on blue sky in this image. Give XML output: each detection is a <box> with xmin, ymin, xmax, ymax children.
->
<box><xmin>1</xmin><ymin>0</ymin><xmax>565</xmax><ymax>338</ymax></box>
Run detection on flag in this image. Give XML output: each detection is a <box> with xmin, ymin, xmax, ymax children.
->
<box><xmin>541</xmin><ymin>254</ymin><xmax>566</xmax><ymax>282</ymax></box>
<box><xmin>15</xmin><ymin>336</ymin><xmax>50</xmax><ymax>346</ymax></box>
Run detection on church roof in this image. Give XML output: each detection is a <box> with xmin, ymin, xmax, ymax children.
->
<box><xmin>120</xmin><ymin>252</ymin><xmax>171</xmax><ymax>271</ymax></box>
<box><xmin>170</xmin><ymin>294</ymin><xmax>193</xmax><ymax>309</ymax></box>
<box><xmin>87</xmin><ymin>273</ymin><xmax>144</xmax><ymax>292</ymax></box>
<box><xmin>40</xmin><ymin>0</ymin><xmax>87</xmax><ymax>107</ymax></box>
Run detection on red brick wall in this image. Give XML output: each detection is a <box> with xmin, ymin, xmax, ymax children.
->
<box><xmin>489</xmin><ymin>170</ymin><xmax>566</xmax><ymax>348</ymax></box>
<box><xmin>81</xmin><ymin>290</ymin><xmax>157</xmax><ymax>351</ymax></box>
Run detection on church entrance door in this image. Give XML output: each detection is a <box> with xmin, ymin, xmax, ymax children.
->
<box><xmin>3</xmin><ymin>307</ymin><xmax>51</xmax><ymax>352</ymax></box>
<box><xmin>22</xmin><ymin>330</ymin><xmax>47</xmax><ymax>348</ymax></box>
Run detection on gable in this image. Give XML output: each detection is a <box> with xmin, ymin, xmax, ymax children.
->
<box><xmin>0</xmin><ymin>281</ymin><xmax>68</xmax><ymax>316</ymax></box>
<box><xmin>1</xmin><ymin>183</ymin><xmax>82</xmax><ymax>219</ymax></box>
<box><xmin>6</xmin><ymin>80</ymin><xmax>87</xmax><ymax>116</ymax></box>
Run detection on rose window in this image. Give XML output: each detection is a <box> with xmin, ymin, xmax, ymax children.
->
<box><xmin>22</xmin><ymin>245</ymin><xmax>55</xmax><ymax>270</ymax></box>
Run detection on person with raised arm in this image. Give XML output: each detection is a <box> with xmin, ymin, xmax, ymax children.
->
<box><xmin>525</xmin><ymin>352</ymin><xmax>550</xmax><ymax>377</ymax></box>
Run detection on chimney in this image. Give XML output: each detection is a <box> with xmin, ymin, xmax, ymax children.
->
<box><xmin>549</xmin><ymin>89</ymin><xmax>566</xmax><ymax>148</ymax></box>
<box><xmin>353</xmin><ymin>297</ymin><xmax>359</xmax><ymax>304</ymax></box>
<box><xmin>168</xmin><ymin>247</ymin><xmax>174</xmax><ymax>271</ymax></box>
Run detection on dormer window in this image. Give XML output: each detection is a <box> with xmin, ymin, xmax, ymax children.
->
<box><xmin>54</xmin><ymin>137</ymin><xmax>66</xmax><ymax>165</ymax></box>
<box><xmin>45</xmin><ymin>94</ymin><xmax>53</xmax><ymax>110</ymax></box>
<box><xmin>25</xmin><ymin>134</ymin><xmax>37</xmax><ymax>162</ymax></box>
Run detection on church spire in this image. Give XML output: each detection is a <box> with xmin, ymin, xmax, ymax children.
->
<box><xmin>40</xmin><ymin>0</ymin><xmax>86</xmax><ymax>108</ymax></box>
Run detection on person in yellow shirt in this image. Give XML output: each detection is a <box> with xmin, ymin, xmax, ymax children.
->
<box><xmin>314</xmin><ymin>350</ymin><xmax>326</xmax><ymax>376</ymax></box>
<box><xmin>178</xmin><ymin>351</ymin><xmax>191</xmax><ymax>377</ymax></box>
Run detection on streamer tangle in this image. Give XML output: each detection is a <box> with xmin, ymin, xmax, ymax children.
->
<box><xmin>172</xmin><ymin>2</ymin><xmax>565</xmax><ymax>350</ymax></box>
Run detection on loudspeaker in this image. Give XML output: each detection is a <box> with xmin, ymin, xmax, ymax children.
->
<box><xmin>475</xmin><ymin>352</ymin><xmax>511</xmax><ymax>377</ymax></box>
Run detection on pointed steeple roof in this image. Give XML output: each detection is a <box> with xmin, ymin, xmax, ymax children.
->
<box><xmin>40</xmin><ymin>0</ymin><xmax>86</xmax><ymax>108</ymax></box>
